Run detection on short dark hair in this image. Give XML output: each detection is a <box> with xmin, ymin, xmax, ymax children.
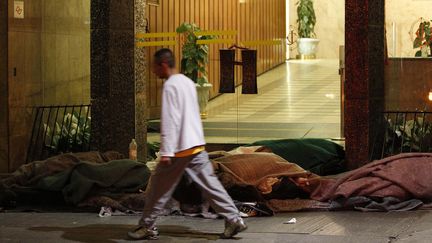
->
<box><xmin>154</xmin><ymin>48</ymin><xmax>176</xmax><ymax>68</ymax></box>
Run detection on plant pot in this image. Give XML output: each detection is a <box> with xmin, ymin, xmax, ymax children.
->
<box><xmin>297</xmin><ymin>38</ymin><xmax>320</xmax><ymax>59</ymax></box>
<box><xmin>421</xmin><ymin>45</ymin><xmax>429</xmax><ymax>57</ymax></box>
<box><xmin>196</xmin><ymin>83</ymin><xmax>213</xmax><ymax>119</ymax></box>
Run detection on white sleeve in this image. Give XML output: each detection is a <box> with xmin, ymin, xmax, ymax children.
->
<box><xmin>159</xmin><ymin>85</ymin><xmax>180</xmax><ymax>157</ymax></box>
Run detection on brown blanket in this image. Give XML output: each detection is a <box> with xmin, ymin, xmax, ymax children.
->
<box><xmin>212</xmin><ymin>153</ymin><xmax>317</xmax><ymax>190</ymax></box>
<box><xmin>308</xmin><ymin>153</ymin><xmax>432</xmax><ymax>202</ymax></box>
<box><xmin>3</xmin><ymin>151</ymin><xmax>124</xmax><ymax>187</ymax></box>
<box><xmin>211</xmin><ymin>153</ymin><xmax>327</xmax><ymax>212</ymax></box>
<box><xmin>214</xmin><ymin>152</ymin><xmax>432</xmax><ymax>212</ymax></box>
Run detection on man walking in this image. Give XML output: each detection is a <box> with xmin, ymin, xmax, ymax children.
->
<box><xmin>128</xmin><ymin>48</ymin><xmax>247</xmax><ymax>240</ymax></box>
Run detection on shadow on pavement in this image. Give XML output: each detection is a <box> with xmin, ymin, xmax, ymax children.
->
<box><xmin>30</xmin><ymin>224</ymin><xmax>223</xmax><ymax>242</ymax></box>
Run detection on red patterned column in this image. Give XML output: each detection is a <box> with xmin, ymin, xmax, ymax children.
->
<box><xmin>344</xmin><ymin>0</ymin><xmax>385</xmax><ymax>168</ymax></box>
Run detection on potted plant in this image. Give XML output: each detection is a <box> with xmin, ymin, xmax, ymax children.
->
<box><xmin>296</xmin><ymin>0</ymin><xmax>319</xmax><ymax>59</ymax></box>
<box><xmin>176</xmin><ymin>22</ymin><xmax>213</xmax><ymax>119</ymax></box>
<box><xmin>44</xmin><ymin>111</ymin><xmax>91</xmax><ymax>154</ymax></box>
<box><xmin>413</xmin><ymin>19</ymin><xmax>432</xmax><ymax>57</ymax></box>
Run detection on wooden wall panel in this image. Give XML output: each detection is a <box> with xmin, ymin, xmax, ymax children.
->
<box><xmin>146</xmin><ymin>0</ymin><xmax>286</xmax><ymax>119</ymax></box>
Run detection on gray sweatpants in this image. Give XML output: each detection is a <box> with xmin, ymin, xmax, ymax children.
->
<box><xmin>139</xmin><ymin>151</ymin><xmax>240</xmax><ymax>228</ymax></box>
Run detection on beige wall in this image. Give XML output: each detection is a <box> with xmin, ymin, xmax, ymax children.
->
<box><xmin>386</xmin><ymin>0</ymin><xmax>432</xmax><ymax>57</ymax></box>
<box><xmin>289</xmin><ymin>0</ymin><xmax>344</xmax><ymax>59</ymax></box>
<box><xmin>7</xmin><ymin>0</ymin><xmax>90</xmax><ymax>170</ymax></box>
<box><xmin>8</xmin><ymin>0</ymin><xmax>42</xmax><ymax>171</ymax></box>
<box><xmin>41</xmin><ymin>0</ymin><xmax>90</xmax><ymax>105</ymax></box>
<box><xmin>8</xmin><ymin>0</ymin><xmax>90</xmax><ymax>107</ymax></box>
<box><xmin>0</xmin><ymin>0</ymin><xmax>8</xmax><ymax>173</ymax></box>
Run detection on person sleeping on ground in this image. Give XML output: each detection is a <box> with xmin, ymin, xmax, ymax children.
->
<box><xmin>5</xmin><ymin>146</ymin><xmax>430</xmax><ymax>213</ymax></box>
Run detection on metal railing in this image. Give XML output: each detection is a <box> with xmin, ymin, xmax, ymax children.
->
<box><xmin>370</xmin><ymin>111</ymin><xmax>432</xmax><ymax>160</ymax></box>
<box><xmin>26</xmin><ymin>105</ymin><xmax>91</xmax><ymax>163</ymax></box>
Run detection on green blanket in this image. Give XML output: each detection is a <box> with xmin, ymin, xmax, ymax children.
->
<box><xmin>36</xmin><ymin>159</ymin><xmax>151</xmax><ymax>205</ymax></box>
<box><xmin>251</xmin><ymin>139</ymin><xmax>346</xmax><ymax>176</ymax></box>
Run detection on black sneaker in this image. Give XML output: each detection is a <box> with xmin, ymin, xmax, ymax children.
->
<box><xmin>127</xmin><ymin>226</ymin><xmax>159</xmax><ymax>240</ymax></box>
<box><xmin>221</xmin><ymin>218</ymin><xmax>248</xmax><ymax>239</ymax></box>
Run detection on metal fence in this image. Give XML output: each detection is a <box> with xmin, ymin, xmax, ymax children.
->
<box><xmin>371</xmin><ymin>111</ymin><xmax>432</xmax><ymax>160</ymax></box>
<box><xmin>26</xmin><ymin>105</ymin><xmax>91</xmax><ymax>163</ymax></box>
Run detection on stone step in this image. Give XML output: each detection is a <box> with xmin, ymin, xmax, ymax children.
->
<box><xmin>148</xmin><ymin>120</ymin><xmax>340</xmax><ymax>139</ymax></box>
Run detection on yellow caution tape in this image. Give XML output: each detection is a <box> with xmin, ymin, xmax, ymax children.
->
<box><xmin>195</xmin><ymin>30</ymin><xmax>238</xmax><ymax>36</ymax></box>
<box><xmin>241</xmin><ymin>39</ymin><xmax>283</xmax><ymax>46</ymax></box>
<box><xmin>196</xmin><ymin>39</ymin><xmax>235</xmax><ymax>45</ymax></box>
<box><xmin>136</xmin><ymin>40</ymin><xmax>177</xmax><ymax>47</ymax></box>
<box><xmin>135</xmin><ymin>32</ymin><xmax>177</xmax><ymax>38</ymax></box>
<box><xmin>135</xmin><ymin>31</ymin><xmax>288</xmax><ymax>47</ymax></box>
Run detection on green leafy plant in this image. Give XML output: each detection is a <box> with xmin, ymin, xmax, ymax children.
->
<box><xmin>413</xmin><ymin>19</ymin><xmax>432</xmax><ymax>57</ymax></box>
<box><xmin>176</xmin><ymin>22</ymin><xmax>213</xmax><ymax>86</ymax></box>
<box><xmin>44</xmin><ymin>112</ymin><xmax>91</xmax><ymax>153</ymax></box>
<box><xmin>296</xmin><ymin>0</ymin><xmax>316</xmax><ymax>38</ymax></box>
<box><xmin>147</xmin><ymin>141</ymin><xmax>160</xmax><ymax>161</ymax></box>
<box><xmin>384</xmin><ymin>115</ymin><xmax>432</xmax><ymax>155</ymax></box>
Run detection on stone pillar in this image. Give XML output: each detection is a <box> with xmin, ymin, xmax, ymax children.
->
<box><xmin>91</xmin><ymin>0</ymin><xmax>147</xmax><ymax>159</ymax></box>
<box><xmin>344</xmin><ymin>0</ymin><xmax>385</xmax><ymax>168</ymax></box>
<box><xmin>0</xmin><ymin>0</ymin><xmax>8</xmax><ymax>172</ymax></box>
<box><xmin>134</xmin><ymin>0</ymin><xmax>148</xmax><ymax>160</ymax></box>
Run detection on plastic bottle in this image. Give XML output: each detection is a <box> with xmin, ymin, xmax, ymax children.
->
<box><xmin>129</xmin><ymin>139</ymin><xmax>137</xmax><ymax>160</ymax></box>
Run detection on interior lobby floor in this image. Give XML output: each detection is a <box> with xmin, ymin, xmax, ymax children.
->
<box><xmin>149</xmin><ymin>59</ymin><xmax>342</xmax><ymax>144</ymax></box>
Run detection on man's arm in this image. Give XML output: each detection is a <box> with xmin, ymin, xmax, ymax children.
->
<box><xmin>159</xmin><ymin>85</ymin><xmax>180</xmax><ymax>160</ymax></box>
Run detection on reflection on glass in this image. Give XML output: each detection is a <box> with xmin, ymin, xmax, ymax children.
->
<box><xmin>385</xmin><ymin>1</ymin><xmax>432</xmax><ymax>111</ymax></box>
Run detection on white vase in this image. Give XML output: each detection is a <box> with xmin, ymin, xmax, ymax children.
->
<box><xmin>421</xmin><ymin>45</ymin><xmax>429</xmax><ymax>57</ymax></box>
<box><xmin>196</xmin><ymin>83</ymin><xmax>213</xmax><ymax>119</ymax></box>
<box><xmin>297</xmin><ymin>38</ymin><xmax>320</xmax><ymax>59</ymax></box>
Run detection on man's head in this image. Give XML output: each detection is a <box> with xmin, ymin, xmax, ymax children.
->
<box><xmin>153</xmin><ymin>48</ymin><xmax>176</xmax><ymax>79</ymax></box>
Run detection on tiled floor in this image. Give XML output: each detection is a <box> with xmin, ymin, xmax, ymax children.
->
<box><xmin>149</xmin><ymin>59</ymin><xmax>342</xmax><ymax>144</ymax></box>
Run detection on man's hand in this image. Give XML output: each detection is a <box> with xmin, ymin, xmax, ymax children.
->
<box><xmin>159</xmin><ymin>156</ymin><xmax>172</xmax><ymax>166</ymax></box>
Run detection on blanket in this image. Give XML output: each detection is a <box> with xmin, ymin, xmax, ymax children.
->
<box><xmin>213</xmin><ymin>153</ymin><xmax>316</xmax><ymax>189</ymax></box>
<box><xmin>36</xmin><ymin>159</ymin><xmax>151</xmax><ymax>205</ymax></box>
<box><xmin>212</xmin><ymin>153</ymin><xmax>319</xmax><ymax>204</ymax></box>
<box><xmin>304</xmin><ymin>153</ymin><xmax>432</xmax><ymax>211</ymax></box>
<box><xmin>212</xmin><ymin>152</ymin><xmax>432</xmax><ymax>212</ymax></box>
<box><xmin>250</xmin><ymin>138</ymin><xmax>346</xmax><ymax>175</ymax></box>
<box><xmin>0</xmin><ymin>152</ymin><xmax>150</xmax><ymax>209</ymax></box>
<box><xmin>2</xmin><ymin>151</ymin><xmax>124</xmax><ymax>187</ymax></box>
<box><xmin>9</xmin><ymin>150</ymin><xmax>431</xmax><ymax>213</ymax></box>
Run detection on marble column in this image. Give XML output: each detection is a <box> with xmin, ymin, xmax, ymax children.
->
<box><xmin>134</xmin><ymin>0</ymin><xmax>148</xmax><ymax>160</ymax></box>
<box><xmin>0</xmin><ymin>0</ymin><xmax>8</xmax><ymax>172</ymax></box>
<box><xmin>344</xmin><ymin>0</ymin><xmax>385</xmax><ymax>168</ymax></box>
<box><xmin>91</xmin><ymin>0</ymin><xmax>147</xmax><ymax>159</ymax></box>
